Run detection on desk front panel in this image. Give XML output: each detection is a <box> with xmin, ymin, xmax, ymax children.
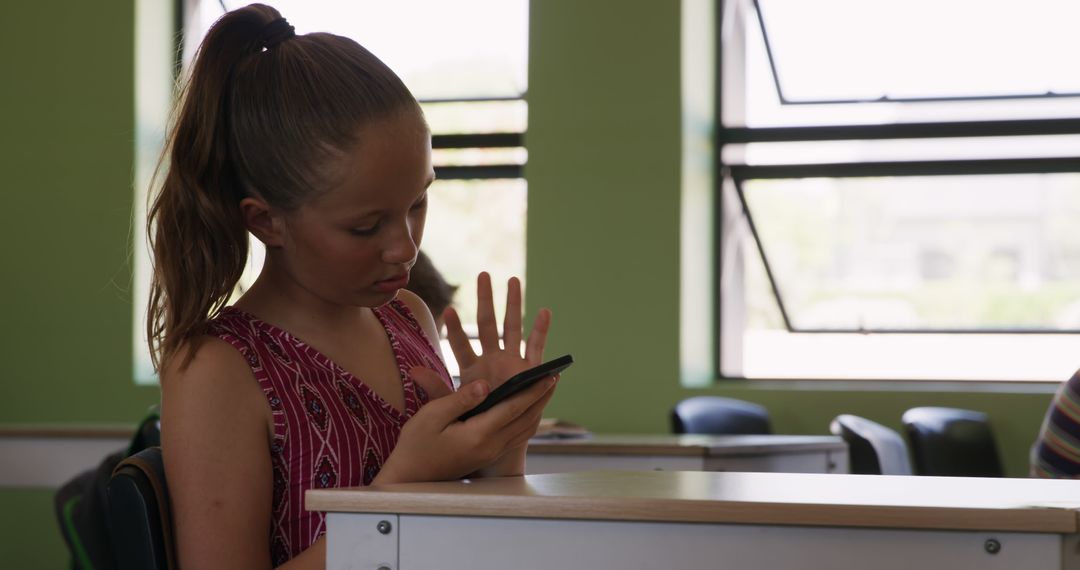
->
<box><xmin>327</xmin><ymin>512</ymin><xmax>1071</xmax><ymax>570</ymax></box>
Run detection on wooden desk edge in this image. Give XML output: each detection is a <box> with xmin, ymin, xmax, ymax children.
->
<box><xmin>306</xmin><ymin>490</ymin><xmax>1079</xmax><ymax>534</ymax></box>
<box><xmin>526</xmin><ymin>441</ymin><xmax>846</xmax><ymax>456</ymax></box>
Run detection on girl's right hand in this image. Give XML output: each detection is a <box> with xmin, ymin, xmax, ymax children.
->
<box><xmin>373</xmin><ymin>369</ymin><xmax>556</xmax><ymax>484</ymax></box>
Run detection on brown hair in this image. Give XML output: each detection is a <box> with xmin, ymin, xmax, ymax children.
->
<box><xmin>146</xmin><ymin>3</ymin><xmax>422</xmax><ymax>370</ymax></box>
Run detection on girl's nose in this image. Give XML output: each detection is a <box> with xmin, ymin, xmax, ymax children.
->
<box><xmin>382</xmin><ymin>224</ymin><xmax>419</xmax><ymax>265</ymax></box>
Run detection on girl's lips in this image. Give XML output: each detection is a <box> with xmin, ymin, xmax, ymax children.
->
<box><xmin>374</xmin><ymin>274</ymin><xmax>409</xmax><ymax>292</ymax></box>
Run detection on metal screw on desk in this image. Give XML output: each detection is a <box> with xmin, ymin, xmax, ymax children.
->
<box><xmin>984</xmin><ymin>538</ymin><xmax>1001</xmax><ymax>554</ymax></box>
<box><xmin>377</xmin><ymin>566</ymin><xmax>392</xmax><ymax>570</ymax></box>
<box><xmin>377</xmin><ymin>520</ymin><xmax>393</xmax><ymax>535</ymax></box>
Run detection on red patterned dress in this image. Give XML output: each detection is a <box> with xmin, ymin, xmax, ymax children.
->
<box><xmin>208</xmin><ymin>300</ymin><xmax>451</xmax><ymax>567</ymax></box>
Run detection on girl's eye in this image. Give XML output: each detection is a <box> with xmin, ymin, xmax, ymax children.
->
<box><xmin>411</xmin><ymin>196</ymin><xmax>428</xmax><ymax>211</ymax></box>
<box><xmin>349</xmin><ymin>225</ymin><xmax>379</xmax><ymax>236</ymax></box>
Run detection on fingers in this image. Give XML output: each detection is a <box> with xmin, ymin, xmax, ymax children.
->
<box><xmin>503</xmin><ymin>277</ymin><xmax>523</xmax><ymax>355</ymax></box>
<box><xmin>409</xmin><ymin>367</ymin><xmax>454</xmax><ymax>400</ymax></box>
<box><xmin>500</xmin><ymin>380</ymin><xmax>558</xmax><ymax>448</ymax></box>
<box><xmin>524</xmin><ymin>308</ymin><xmax>552</xmax><ymax>365</ymax></box>
<box><xmin>444</xmin><ymin>307</ymin><xmax>477</xmax><ymax>369</ymax></box>
<box><xmin>422</xmin><ymin>379</ymin><xmax>491</xmax><ymax>427</ymax></box>
<box><xmin>467</xmin><ymin>374</ymin><xmax>556</xmax><ymax>431</ymax></box>
<box><xmin>476</xmin><ymin>272</ymin><xmax>501</xmax><ymax>352</ymax></box>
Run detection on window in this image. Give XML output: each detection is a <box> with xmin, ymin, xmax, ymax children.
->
<box><xmin>713</xmin><ymin>0</ymin><xmax>1080</xmax><ymax>382</ymax></box>
<box><xmin>136</xmin><ymin>0</ymin><xmax>527</xmax><ymax>381</ymax></box>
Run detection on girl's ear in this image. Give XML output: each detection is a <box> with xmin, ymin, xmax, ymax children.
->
<box><xmin>240</xmin><ymin>197</ymin><xmax>285</xmax><ymax>247</ymax></box>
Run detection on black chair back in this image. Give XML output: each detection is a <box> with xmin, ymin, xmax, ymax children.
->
<box><xmin>107</xmin><ymin>446</ymin><xmax>176</xmax><ymax>570</ymax></box>
<box><xmin>671</xmin><ymin>396</ymin><xmax>772</xmax><ymax>435</ymax></box>
<box><xmin>902</xmin><ymin>406</ymin><xmax>1005</xmax><ymax>477</ymax></box>
<box><xmin>830</xmin><ymin>414</ymin><xmax>912</xmax><ymax>475</ymax></box>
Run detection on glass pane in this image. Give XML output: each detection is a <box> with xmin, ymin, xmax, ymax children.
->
<box><xmin>207</xmin><ymin>0</ymin><xmax>529</xmax><ymax>100</ymax></box>
<box><xmin>733</xmin><ymin>205</ymin><xmax>1080</xmax><ymax>381</ymax></box>
<box><xmin>755</xmin><ymin>0</ymin><xmax>1080</xmax><ymax>101</ymax></box>
<box><xmin>422</xmin><ymin>100</ymin><xmax>527</xmax><ymax>135</ymax></box>
<box><xmin>725</xmin><ymin>135</ymin><xmax>1080</xmax><ymax>166</ymax></box>
<box><xmin>433</xmin><ymin>148</ymin><xmax>527</xmax><ymax>167</ymax></box>
<box><xmin>742</xmin><ymin>173</ymin><xmax>1080</xmax><ymax>331</ymax></box>
<box><xmin>732</xmin><ymin>0</ymin><xmax>1080</xmax><ymax>126</ymax></box>
<box><xmin>738</xmin><ymin>330</ymin><xmax>1080</xmax><ymax>381</ymax></box>
<box><xmin>422</xmin><ymin>179</ymin><xmax>528</xmax><ymax>334</ymax></box>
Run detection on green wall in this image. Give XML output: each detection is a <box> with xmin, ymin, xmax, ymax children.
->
<box><xmin>0</xmin><ymin>0</ymin><xmax>1059</xmax><ymax>566</ymax></box>
<box><xmin>524</xmin><ymin>0</ymin><xmax>1056</xmax><ymax>479</ymax></box>
<box><xmin>1</xmin><ymin>1</ymin><xmax>158</xmax><ymax>566</ymax></box>
<box><xmin>0</xmin><ymin>2</ymin><xmax>160</xmax><ymax>424</ymax></box>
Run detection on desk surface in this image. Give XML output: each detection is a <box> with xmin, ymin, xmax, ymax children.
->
<box><xmin>527</xmin><ymin>434</ymin><xmax>845</xmax><ymax>456</ymax></box>
<box><xmin>307</xmin><ymin>470</ymin><xmax>1080</xmax><ymax>533</ymax></box>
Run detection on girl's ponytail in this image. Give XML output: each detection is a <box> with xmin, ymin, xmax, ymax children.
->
<box><xmin>146</xmin><ymin>4</ymin><xmax>283</xmax><ymax>370</ymax></box>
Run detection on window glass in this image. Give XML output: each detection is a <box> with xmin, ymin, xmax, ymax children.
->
<box><xmin>715</xmin><ymin>0</ymin><xmax>1080</xmax><ymax>382</ymax></box>
<box><xmin>726</xmin><ymin>136</ymin><xmax>1080</xmax><ymax>166</ymax></box>
<box><xmin>734</xmin><ymin>0</ymin><xmax>1080</xmax><ymax>127</ymax></box>
<box><xmin>423</xmin><ymin>178</ymin><xmax>528</xmax><ymax>335</ymax></box>
<box><xmin>423</xmin><ymin>99</ymin><xmax>527</xmax><ymax>134</ymax></box>
<box><xmin>755</xmin><ymin>0</ymin><xmax>1080</xmax><ymax>102</ymax></box>
<box><xmin>741</xmin><ymin>174</ymin><xmax>1080</xmax><ymax>331</ymax></box>
<box><xmin>206</xmin><ymin>0</ymin><xmax>528</xmax><ymax>100</ymax></box>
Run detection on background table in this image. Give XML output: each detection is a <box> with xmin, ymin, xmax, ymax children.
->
<box><xmin>526</xmin><ymin>434</ymin><xmax>849</xmax><ymax>474</ymax></box>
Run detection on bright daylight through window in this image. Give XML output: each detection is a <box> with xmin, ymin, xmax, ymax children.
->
<box><xmin>135</xmin><ymin>0</ymin><xmax>528</xmax><ymax>381</ymax></box>
<box><xmin>717</xmin><ymin>0</ymin><xmax>1080</xmax><ymax>381</ymax></box>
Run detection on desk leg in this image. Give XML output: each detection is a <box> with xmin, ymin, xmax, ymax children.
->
<box><xmin>1064</xmin><ymin>532</ymin><xmax>1080</xmax><ymax>570</ymax></box>
<box><xmin>326</xmin><ymin>513</ymin><xmax>398</xmax><ymax>570</ymax></box>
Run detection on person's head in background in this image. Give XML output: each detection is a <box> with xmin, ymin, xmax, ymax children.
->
<box><xmin>146</xmin><ymin>2</ymin><xmax>431</xmax><ymax>369</ymax></box>
<box><xmin>405</xmin><ymin>250</ymin><xmax>458</xmax><ymax>336</ymax></box>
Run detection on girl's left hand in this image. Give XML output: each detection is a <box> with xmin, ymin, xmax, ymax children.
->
<box><xmin>411</xmin><ymin>271</ymin><xmax>555</xmax><ymax>476</ymax></box>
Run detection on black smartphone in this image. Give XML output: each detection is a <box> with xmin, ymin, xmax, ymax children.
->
<box><xmin>457</xmin><ymin>354</ymin><xmax>574</xmax><ymax>421</ymax></box>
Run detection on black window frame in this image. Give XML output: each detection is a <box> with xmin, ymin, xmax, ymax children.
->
<box><xmin>714</xmin><ymin>0</ymin><xmax>1080</xmax><ymax>377</ymax></box>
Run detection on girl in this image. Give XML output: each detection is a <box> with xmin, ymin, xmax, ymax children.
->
<box><xmin>146</xmin><ymin>4</ymin><xmax>557</xmax><ymax>568</ymax></box>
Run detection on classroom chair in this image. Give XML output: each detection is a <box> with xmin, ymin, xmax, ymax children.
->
<box><xmin>901</xmin><ymin>406</ymin><xmax>1005</xmax><ymax>477</ymax></box>
<box><xmin>55</xmin><ymin>407</ymin><xmax>162</xmax><ymax>569</ymax></box>
<box><xmin>107</xmin><ymin>446</ymin><xmax>177</xmax><ymax>570</ymax></box>
<box><xmin>671</xmin><ymin>396</ymin><xmax>773</xmax><ymax>435</ymax></box>
<box><xmin>829</xmin><ymin>414</ymin><xmax>913</xmax><ymax>475</ymax></box>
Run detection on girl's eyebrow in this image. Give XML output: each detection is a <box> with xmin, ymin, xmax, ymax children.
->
<box><xmin>341</xmin><ymin>177</ymin><xmax>435</xmax><ymax>220</ymax></box>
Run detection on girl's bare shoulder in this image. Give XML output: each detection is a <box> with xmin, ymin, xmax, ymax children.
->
<box><xmin>159</xmin><ymin>336</ymin><xmax>267</xmax><ymax>422</ymax></box>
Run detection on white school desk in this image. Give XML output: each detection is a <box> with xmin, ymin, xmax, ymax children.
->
<box><xmin>308</xmin><ymin>470</ymin><xmax>1080</xmax><ymax>570</ymax></box>
<box><xmin>525</xmin><ymin>434</ymin><xmax>849</xmax><ymax>474</ymax></box>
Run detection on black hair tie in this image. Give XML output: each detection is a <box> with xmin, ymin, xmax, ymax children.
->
<box><xmin>259</xmin><ymin>17</ymin><xmax>295</xmax><ymax>49</ymax></box>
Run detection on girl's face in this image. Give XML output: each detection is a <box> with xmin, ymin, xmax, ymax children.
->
<box><xmin>276</xmin><ymin>112</ymin><xmax>434</xmax><ymax>309</ymax></box>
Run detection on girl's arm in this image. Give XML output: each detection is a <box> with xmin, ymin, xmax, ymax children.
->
<box><xmin>161</xmin><ymin>337</ymin><xmax>325</xmax><ymax>570</ymax></box>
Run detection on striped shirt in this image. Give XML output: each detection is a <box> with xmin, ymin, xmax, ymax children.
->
<box><xmin>1031</xmin><ymin>369</ymin><xmax>1080</xmax><ymax>478</ymax></box>
<box><xmin>208</xmin><ymin>300</ymin><xmax>451</xmax><ymax>566</ymax></box>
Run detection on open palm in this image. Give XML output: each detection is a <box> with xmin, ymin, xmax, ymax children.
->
<box><xmin>446</xmin><ymin>272</ymin><xmax>552</xmax><ymax>392</ymax></box>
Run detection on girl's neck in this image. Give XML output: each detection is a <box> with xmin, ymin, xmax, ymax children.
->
<box><xmin>233</xmin><ymin>266</ymin><xmax>373</xmax><ymax>342</ymax></box>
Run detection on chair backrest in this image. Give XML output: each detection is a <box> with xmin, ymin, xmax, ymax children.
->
<box><xmin>107</xmin><ymin>446</ymin><xmax>176</xmax><ymax>570</ymax></box>
<box><xmin>902</xmin><ymin>406</ymin><xmax>1004</xmax><ymax>477</ymax></box>
<box><xmin>829</xmin><ymin>414</ymin><xmax>913</xmax><ymax>475</ymax></box>
<box><xmin>671</xmin><ymin>396</ymin><xmax>772</xmax><ymax>435</ymax></box>
<box><xmin>54</xmin><ymin>406</ymin><xmax>161</xmax><ymax>570</ymax></box>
